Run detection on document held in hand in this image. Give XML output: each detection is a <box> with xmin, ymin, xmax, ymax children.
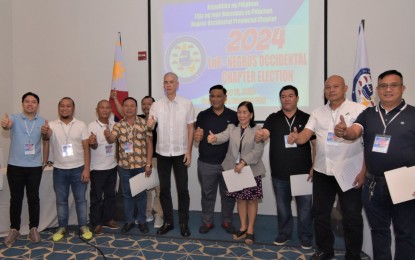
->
<box><xmin>290</xmin><ymin>174</ymin><xmax>312</xmax><ymax>196</ymax></box>
<box><xmin>384</xmin><ymin>166</ymin><xmax>415</xmax><ymax>204</ymax></box>
<box><xmin>332</xmin><ymin>153</ymin><xmax>363</xmax><ymax>192</ymax></box>
<box><xmin>222</xmin><ymin>166</ymin><xmax>257</xmax><ymax>193</ymax></box>
<box><xmin>129</xmin><ymin>168</ymin><xmax>160</xmax><ymax>197</ymax></box>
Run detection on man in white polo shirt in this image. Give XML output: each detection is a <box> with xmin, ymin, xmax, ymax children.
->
<box><xmin>88</xmin><ymin>100</ymin><xmax>119</xmax><ymax>235</ymax></box>
<box><xmin>41</xmin><ymin>97</ymin><xmax>92</xmax><ymax>242</ymax></box>
<box><xmin>288</xmin><ymin>75</ymin><xmax>366</xmax><ymax>260</ymax></box>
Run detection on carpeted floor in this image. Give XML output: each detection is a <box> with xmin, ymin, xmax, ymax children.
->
<box><xmin>0</xmin><ymin>211</ymin><xmax>370</xmax><ymax>259</ymax></box>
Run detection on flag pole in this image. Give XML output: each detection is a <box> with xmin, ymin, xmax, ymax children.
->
<box><xmin>118</xmin><ymin>32</ymin><xmax>122</xmax><ymax>48</ymax></box>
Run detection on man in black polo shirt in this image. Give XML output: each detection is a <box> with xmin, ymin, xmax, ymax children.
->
<box><xmin>194</xmin><ymin>85</ymin><xmax>238</xmax><ymax>234</ymax></box>
<box><xmin>334</xmin><ymin>70</ymin><xmax>415</xmax><ymax>259</ymax></box>
<box><xmin>255</xmin><ymin>85</ymin><xmax>315</xmax><ymax>249</ymax></box>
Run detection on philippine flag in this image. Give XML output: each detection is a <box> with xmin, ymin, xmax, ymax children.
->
<box><xmin>352</xmin><ymin>21</ymin><xmax>374</xmax><ymax>107</ymax></box>
<box><xmin>109</xmin><ymin>32</ymin><xmax>128</xmax><ymax>121</ymax></box>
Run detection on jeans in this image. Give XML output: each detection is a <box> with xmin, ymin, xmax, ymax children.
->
<box><xmin>272</xmin><ymin>177</ymin><xmax>313</xmax><ymax>244</ymax></box>
<box><xmin>157</xmin><ymin>154</ymin><xmax>190</xmax><ymax>225</ymax></box>
<box><xmin>118</xmin><ymin>166</ymin><xmax>147</xmax><ymax>224</ymax></box>
<box><xmin>313</xmin><ymin>171</ymin><xmax>363</xmax><ymax>260</ymax></box>
<box><xmin>7</xmin><ymin>165</ymin><xmax>43</xmax><ymax>230</ymax></box>
<box><xmin>53</xmin><ymin>166</ymin><xmax>88</xmax><ymax>227</ymax></box>
<box><xmin>89</xmin><ymin>166</ymin><xmax>117</xmax><ymax>226</ymax></box>
<box><xmin>362</xmin><ymin>177</ymin><xmax>415</xmax><ymax>260</ymax></box>
<box><xmin>197</xmin><ymin>159</ymin><xmax>235</xmax><ymax>225</ymax></box>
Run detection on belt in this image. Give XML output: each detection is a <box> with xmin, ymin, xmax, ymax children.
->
<box><xmin>366</xmin><ymin>172</ymin><xmax>387</xmax><ymax>184</ymax></box>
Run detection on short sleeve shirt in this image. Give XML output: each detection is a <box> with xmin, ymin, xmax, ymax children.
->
<box><xmin>8</xmin><ymin>113</ymin><xmax>45</xmax><ymax>167</ymax></box>
<box><xmin>88</xmin><ymin>120</ymin><xmax>117</xmax><ymax>171</ymax></box>
<box><xmin>49</xmin><ymin>118</ymin><xmax>89</xmax><ymax>169</ymax></box>
<box><xmin>305</xmin><ymin>100</ymin><xmax>365</xmax><ymax>176</ymax></box>
<box><xmin>149</xmin><ymin>95</ymin><xmax>195</xmax><ymax>156</ymax></box>
<box><xmin>263</xmin><ymin>109</ymin><xmax>313</xmax><ymax>180</ymax></box>
<box><xmin>111</xmin><ymin>116</ymin><xmax>152</xmax><ymax>169</ymax></box>
<box><xmin>354</xmin><ymin>100</ymin><xmax>415</xmax><ymax>176</ymax></box>
<box><xmin>195</xmin><ymin>107</ymin><xmax>238</xmax><ymax>164</ymax></box>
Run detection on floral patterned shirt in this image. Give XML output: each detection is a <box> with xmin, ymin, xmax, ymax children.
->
<box><xmin>111</xmin><ymin>116</ymin><xmax>152</xmax><ymax>169</ymax></box>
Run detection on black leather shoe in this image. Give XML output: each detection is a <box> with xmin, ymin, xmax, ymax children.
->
<box><xmin>121</xmin><ymin>223</ymin><xmax>135</xmax><ymax>233</ymax></box>
<box><xmin>199</xmin><ymin>223</ymin><xmax>214</xmax><ymax>234</ymax></box>
<box><xmin>310</xmin><ymin>251</ymin><xmax>335</xmax><ymax>260</ymax></box>
<box><xmin>180</xmin><ymin>224</ymin><xmax>191</xmax><ymax>237</ymax></box>
<box><xmin>157</xmin><ymin>223</ymin><xmax>174</xmax><ymax>235</ymax></box>
<box><xmin>138</xmin><ymin>223</ymin><xmax>149</xmax><ymax>234</ymax></box>
<box><xmin>221</xmin><ymin>222</ymin><xmax>235</xmax><ymax>234</ymax></box>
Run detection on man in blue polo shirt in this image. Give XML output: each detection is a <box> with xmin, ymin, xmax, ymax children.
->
<box><xmin>334</xmin><ymin>70</ymin><xmax>415</xmax><ymax>259</ymax></box>
<box><xmin>255</xmin><ymin>85</ymin><xmax>315</xmax><ymax>249</ymax></box>
<box><xmin>1</xmin><ymin>92</ymin><xmax>49</xmax><ymax>247</ymax></box>
<box><xmin>194</xmin><ymin>84</ymin><xmax>238</xmax><ymax>234</ymax></box>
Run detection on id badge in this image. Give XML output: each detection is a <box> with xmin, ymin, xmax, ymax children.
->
<box><xmin>124</xmin><ymin>142</ymin><xmax>133</xmax><ymax>153</ymax></box>
<box><xmin>235</xmin><ymin>152</ymin><xmax>241</xmax><ymax>164</ymax></box>
<box><xmin>372</xmin><ymin>134</ymin><xmax>391</xmax><ymax>153</ymax></box>
<box><xmin>105</xmin><ymin>144</ymin><xmax>115</xmax><ymax>157</ymax></box>
<box><xmin>62</xmin><ymin>144</ymin><xmax>74</xmax><ymax>157</ymax></box>
<box><xmin>284</xmin><ymin>135</ymin><xmax>297</xmax><ymax>148</ymax></box>
<box><xmin>24</xmin><ymin>143</ymin><xmax>35</xmax><ymax>155</ymax></box>
<box><xmin>326</xmin><ymin>132</ymin><xmax>340</xmax><ymax>146</ymax></box>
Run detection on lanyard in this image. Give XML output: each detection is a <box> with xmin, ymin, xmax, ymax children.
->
<box><xmin>239</xmin><ymin>127</ymin><xmax>246</xmax><ymax>154</ymax></box>
<box><xmin>23</xmin><ymin>116</ymin><xmax>36</xmax><ymax>142</ymax></box>
<box><xmin>125</xmin><ymin>120</ymin><xmax>135</xmax><ymax>141</ymax></box>
<box><xmin>284</xmin><ymin>116</ymin><xmax>296</xmax><ymax>132</ymax></box>
<box><xmin>60</xmin><ymin>121</ymin><xmax>74</xmax><ymax>144</ymax></box>
<box><xmin>377</xmin><ymin>104</ymin><xmax>406</xmax><ymax>135</ymax></box>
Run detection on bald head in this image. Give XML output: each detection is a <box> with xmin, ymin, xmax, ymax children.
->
<box><xmin>96</xmin><ymin>99</ymin><xmax>112</xmax><ymax>121</ymax></box>
<box><xmin>324</xmin><ymin>75</ymin><xmax>348</xmax><ymax>105</ymax></box>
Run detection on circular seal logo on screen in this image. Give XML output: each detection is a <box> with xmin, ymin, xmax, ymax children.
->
<box><xmin>166</xmin><ymin>37</ymin><xmax>205</xmax><ymax>83</ymax></box>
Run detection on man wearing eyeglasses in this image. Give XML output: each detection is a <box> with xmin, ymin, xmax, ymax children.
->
<box><xmin>334</xmin><ymin>70</ymin><xmax>415</xmax><ymax>259</ymax></box>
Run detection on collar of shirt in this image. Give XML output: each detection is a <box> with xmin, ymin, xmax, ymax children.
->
<box><xmin>377</xmin><ymin>99</ymin><xmax>406</xmax><ymax>114</ymax></box>
<box><xmin>20</xmin><ymin>113</ymin><xmax>38</xmax><ymax>120</ymax></box>
<box><xmin>58</xmin><ymin>118</ymin><xmax>76</xmax><ymax>125</ymax></box>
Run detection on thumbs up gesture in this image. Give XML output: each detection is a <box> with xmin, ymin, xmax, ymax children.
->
<box><xmin>255</xmin><ymin>128</ymin><xmax>265</xmax><ymax>142</ymax></box>
<box><xmin>41</xmin><ymin>120</ymin><xmax>50</xmax><ymax>135</ymax></box>
<box><xmin>334</xmin><ymin>115</ymin><xmax>347</xmax><ymax>138</ymax></box>
<box><xmin>207</xmin><ymin>130</ymin><xmax>216</xmax><ymax>144</ymax></box>
<box><xmin>1</xmin><ymin>113</ymin><xmax>13</xmax><ymax>129</ymax></box>
<box><xmin>287</xmin><ymin>127</ymin><xmax>298</xmax><ymax>144</ymax></box>
<box><xmin>147</xmin><ymin>115</ymin><xmax>156</xmax><ymax>129</ymax></box>
<box><xmin>194</xmin><ymin>127</ymin><xmax>204</xmax><ymax>142</ymax></box>
<box><xmin>89</xmin><ymin>131</ymin><xmax>97</xmax><ymax>145</ymax></box>
<box><xmin>103</xmin><ymin>125</ymin><xmax>111</xmax><ymax>139</ymax></box>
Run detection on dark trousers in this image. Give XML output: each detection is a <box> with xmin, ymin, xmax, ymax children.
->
<box><xmin>197</xmin><ymin>159</ymin><xmax>235</xmax><ymax>225</ymax></box>
<box><xmin>362</xmin><ymin>176</ymin><xmax>415</xmax><ymax>260</ymax></box>
<box><xmin>89</xmin><ymin>166</ymin><xmax>117</xmax><ymax>226</ymax></box>
<box><xmin>157</xmin><ymin>154</ymin><xmax>190</xmax><ymax>225</ymax></box>
<box><xmin>313</xmin><ymin>171</ymin><xmax>363</xmax><ymax>260</ymax></box>
<box><xmin>7</xmin><ymin>164</ymin><xmax>43</xmax><ymax>230</ymax></box>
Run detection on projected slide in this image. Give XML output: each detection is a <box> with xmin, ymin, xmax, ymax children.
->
<box><xmin>151</xmin><ymin>0</ymin><xmax>324</xmax><ymax>120</ymax></box>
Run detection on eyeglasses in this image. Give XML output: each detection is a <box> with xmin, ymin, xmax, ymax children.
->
<box><xmin>377</xmin><ymin>83</ymin><xmax>402</xmax><ymax>90</ymax></box>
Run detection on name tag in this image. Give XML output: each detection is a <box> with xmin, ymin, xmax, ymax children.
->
<box><xmin>24</xmin><ymin>143</ymin><xmax>35</xmax><ymax>155</ymax></box>
<box><xmin>105</xmin><ymin>144</ymin><xmax>115</xmax><ymax>157</ymax></box>
<box><xmin>62</xmin><ymin>144</ymin><xmax>74</xmax><ymax>157</ymax></box>
<box><xmin>372</xmin><ymin>135</ymin><xmax>391</xmax><ymax>154</ymax></box>
<box><xmin>124</xmin><ymin>142</ymin><xmax>133</xmax><ymax>153</ymax></box>
<box><xmin>284</xmin><ymin>135</ymin><xmax>297</xmax><ymax>148</ymax></box>
<box><xmin>326</xmin><ymin>132</ymin><xmax>340</xmax><ymax>146</ymax></box>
